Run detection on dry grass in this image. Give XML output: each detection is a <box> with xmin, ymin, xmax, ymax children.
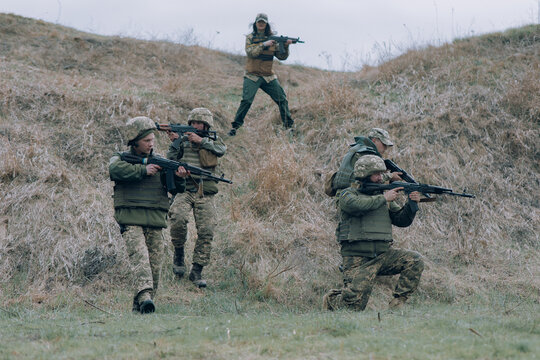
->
<box><xmin>0</xmin><ymin>13</ymin><xmax>538</xmax><ymax>308</ymax></box>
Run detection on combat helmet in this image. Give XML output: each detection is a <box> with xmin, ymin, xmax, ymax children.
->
<box><xmin>124</xmin><ymin>116</ymin><xmax>156</xmax><ymax>145</ymax></box>
<box><xmin>354</xmin><ymin>155</ymin><xmax>386</xmax><ymax>179</ymax></box>
<box><xmin>188</xmin><ymin>108</ymin><xmax>214</xmax><ymax>129</ymax></box>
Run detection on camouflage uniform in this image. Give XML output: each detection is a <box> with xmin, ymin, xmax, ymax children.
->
<box><xmin>331</xmin><ymin>128</ymin><xmax>395</xmax><ymax>195</ymax></box>
<box><xmin>167</xmin><ymin>108</ymin><xmax>226</xmax><ymax>287</ymax></box>
<box><xmin>109</xmin><ymin>116</ymin><xmax>171</xmax><ymax>313</ymax></box>
<box><xmin>324</xmin><ymin>155</ymin><xmax>424</xmax><ymax>311</ymax></box>
<box><xmin>230</xmin><ymin>13</ymin><xmax>293</xmax><ymax>133</ymax></box>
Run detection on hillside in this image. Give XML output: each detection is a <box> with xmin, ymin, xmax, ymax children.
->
<box><xmin>0</xmin><ymin>13</ymin><xmax>538</xmax><ymax>309</ymax></box>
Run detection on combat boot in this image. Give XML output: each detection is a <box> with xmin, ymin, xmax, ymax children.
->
<box><xmin>172</xmin><ymin>247</ymin><xmax>186</xmax><ymax>278</ymax></box>
<box><xmin>188</xmin><ymin>263</ymin><xmax>207</xmax><ymax>288</ymax></box>
<box><xmin>132</xmin><ymin>297</ymin><xmax>140</xmax><ymax>313</ymax></box>
<box><xmin>138</xmin><ymin>291</ymin><xmax>155</xmax><ymax>314</ymax></box>
<box><xmin>322</xmin><ymin>289</ymin><xmax>342</xmax><ymax>311</ymax></box>
<box><xmin>389</xmin><ymin>295</ymin><xmax>407</xmax><ymax>310</ymax></box>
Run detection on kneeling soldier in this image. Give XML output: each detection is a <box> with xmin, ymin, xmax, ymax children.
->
<box><xmin>323</xmin><ymin>155</ymin><xmax>424</xmax><ymax>311</ymax></box>
<box><xmin>109</xmin><ymin>116</ymin><xmax>185</xmax><ymax>313</ymax></box>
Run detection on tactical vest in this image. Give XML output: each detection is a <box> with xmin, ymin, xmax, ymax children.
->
<box><xmin>180</xmin><ymin>140</ymin><xmax>219</xmax><ymax>195</ymax></box>
<box><xmin>336</xmin><ymin>187</ymin><xmax>393</xmax><ymax>257</ymax></box>
<box><xmin>245</xmin><ymin>33</ymin><xmax>275</xmax><ymax>77</ymax></box>
<box><xmin>332</xmin><ymin>136</ymin><xmax>380</xmax><ymax>191</ymax></box>
<box><xmin>113</xmin><ymin>154</ymin><xmax>170</xmax><ymax>212</ymax></box>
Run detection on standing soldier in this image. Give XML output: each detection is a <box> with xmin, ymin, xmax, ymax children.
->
<box><xmin>167</xmin><ymin>108</ymin><xmax>226</xmax><ymax>288</ymax></box>
<box><xmin>323</xmin><ymin>155</ymin><xmax>424</xmax><ymax>311</ymax></box>
<box><xmin>228</xmin><ymin>13</ymin><xmax>296</xmax><ymax>136</ymax></box>
<box><xmin>109</xmin><ymin>116</ymin><xmax>185</xmax><ymax>313</ymax></box>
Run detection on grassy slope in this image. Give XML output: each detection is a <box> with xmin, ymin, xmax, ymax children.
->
<box><xmin>0</xmin><ymin>13</ymin><xmax>538</xmax><ymax>312</ymax></box>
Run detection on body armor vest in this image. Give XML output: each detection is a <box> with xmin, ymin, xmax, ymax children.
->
<box><xmin>245</xmin><ymin>34</ymin><xmax>275</xmax><ymax>77</ymax></box>
<box><xmin>113</xmin><ymin>153</ymin><xmax>170</xmax><ymax>212</ymax></box>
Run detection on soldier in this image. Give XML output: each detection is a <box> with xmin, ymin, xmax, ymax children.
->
<box><xmin>167</xmin><ymin>108</ymin><xmax>226</xmax><ymax>288</ymax></box>
<box><xmin>323</xmin><ymin>155</ymin><xmax>424</xmax><ymax>311</ymax></box>
<box><xmin>109</xmin><ymin>116</ymin><xmax>185</xmax><ymax>313</ymax></box>
<box><xmin>228</xmin><ymin>13</ymin><xmax>296</xmax><ymax>136</ymax></box>
<box><xmin>327</xmin><ymin>128</ymin><xmax>402</xmax><ymax>196</ymax></box>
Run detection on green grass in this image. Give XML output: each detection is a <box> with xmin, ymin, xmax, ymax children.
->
<box><xmin>1</xmin><ymin>291</ymin><xmax>538</xmax><ymax>359</ymax></box>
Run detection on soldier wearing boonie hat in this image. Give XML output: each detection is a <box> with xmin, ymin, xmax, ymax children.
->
<box><xmin>228</xmin><ymin>13</ymin><xmax>297</xmax><ymax>136</ymax></box>
<box><xmin>328</xmin><ymin>127</ymin><xmax>402</xmax><ymax>196</ymax></box>
<box><xmin>367</xmin><ymin>128</ymin><xmax>394</xmax><ymax>147</ymax></box>
<box><xmin>322</xmin><ymin>155</ymin><xmax>424</xmax><ymax>312</ymax></box>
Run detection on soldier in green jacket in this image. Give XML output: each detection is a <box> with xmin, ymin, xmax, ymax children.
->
<box><xmin>323</xmin><ymin>155</ymin><xmax>424</xmax><ymax>311</ymax></box>
<box><xmin>109</xmin><ymin>116</ymin><xmax>185</xmax><ymax>314</ymax></box>
<box><xmin>167</xmin><ymin>108</ymin><xmax>227</xmax><ymax>288</ymax></box>
<box><xmin>228</xmin><ymin>13</ymin><xmax>296</xmax><ymax>136</ymax></box>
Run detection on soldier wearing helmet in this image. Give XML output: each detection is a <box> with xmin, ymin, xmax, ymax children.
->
<box><xmin>109</xmin><ymin>116</ymin><xmax>186</xmax><ymax>314</ymax></box>
<box><xmin>323</xmin><ymin>155</ymin><xmax>425</xmax><ymax>312</ymax></box>
<box><xmin>166</xmin><ymin>108</ymin><xmax>227</xmax><ymax>288</ymax></box>
<box><xmin>228</xmin><ymin>13</ymin><xmax>296</xmax><ymax>136</ymax></box>
<box><xmin>327</xmin><ymin>127</ymin><xmax>403</xmax><ymax>197</ymax></box>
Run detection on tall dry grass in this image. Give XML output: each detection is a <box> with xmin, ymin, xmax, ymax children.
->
<box><xmin>0</xmin><ymin>13</ymin><xmax>538</xmax><ymax>308</ymax></box>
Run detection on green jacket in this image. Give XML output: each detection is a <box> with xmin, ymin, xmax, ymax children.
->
<box><xmin>109</xmin><ymin>150</ymin><xmax>170</xmax><ymax>228</ymax></box>
<box><xmin>167</xmin><ymin>136</ymin><xmax>226</xmax><ymax>195</ymax></box>
<box><xmin>336</xmin><ymin>184</ymin><xmax>417</xmax><ymax>257</ymax></box>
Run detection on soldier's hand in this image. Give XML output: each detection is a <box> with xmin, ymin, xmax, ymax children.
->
<box><xmin>186</xmin><ymin>132</ymin><xmax>203</xmax><ymax>144</ymax></box>
<box><xmin>409</xmin><ymin>191</ymin><xmax>421</xmax><ymax>203</ymax></box>
<box><xmin>390</xmin><ymin>172</ymin><xmax>403</xmax><ymax>182</ymax></box>
<box><xmin>146</xmin><ymin>164</ymin><xmax>161</xmax><ymax>176</ymax></box>
<box><xmin>286</xmin><ymin>39</ymin><xmax>293</xmax><ymax>45</ymax></box>
<box><xmin>263</xmin><ymin>39</ymin><xmax>275</xmax><ymax>47</ymax></box>
<box><xmin>175</xmin><ymin>166</ymin><xmax>189</xmax><ymax>178</ymax></box>
<box><xmin>167</xmin><ymin>130</ymin><xmax>179</xmax><ymax>142</ymax></box>
<box><xmin>384</xmin><ymin>187</ymin><xmax>403</xmax><ymax>202</ymax></box>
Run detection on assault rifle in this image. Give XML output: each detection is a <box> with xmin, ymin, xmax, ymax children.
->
<box><xmin>155</xmin><ymin>123</ymin><xmax>217</xmax><ymax>149</ymax></box>
<box><xmin>268</xmin><ymin>35</ymin><xmax>304</xmax><ymax>55</ymax></box>
<box><xmin>384</xmin><ymin>159</ymin><xmax>433</xmax><ymax>200</ymax></box>
<box><xmin>120</xmin><ymin>153</ymin><xmax>232</xmax><ymax>193</ymax></box>
<box><xmin>384</xmin><ymin>159</ymin><xmax>417</xmax><ymax>184</ymax></box>
<box><xmin>360</xmin><ymin>181</ymin><xmax>475</xmax><ymax>212</ymax></box>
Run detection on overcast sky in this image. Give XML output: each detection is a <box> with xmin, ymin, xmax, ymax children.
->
<box><xmin>2</xmin><ymin>0</ymin><xmax>539</xmax><ymax>70</ymax></box>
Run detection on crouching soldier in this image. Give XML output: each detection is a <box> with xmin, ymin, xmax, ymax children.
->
<box><xmin>167</xmin><ymin>108</ymin><xmax>226</xmax><ymax>288</ymax></box>
<box><xmin>109</xmin><ymin>116</ymin><xmax>185</xmax><ymax>313</ymax></box>
<box><xmin>323</xmin><ymin>155</ymin><xmax>424</xmax><ymax>311</ymax></box>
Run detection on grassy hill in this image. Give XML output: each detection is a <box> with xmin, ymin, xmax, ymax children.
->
<box><xmin>0</xmin><ymin>13</ymin><xmax>538</xmax><ymax>312</ymax></box>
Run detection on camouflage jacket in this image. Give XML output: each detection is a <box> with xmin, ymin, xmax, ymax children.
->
<box><xmin>167</xmin><ymin>136</ymin><xmax>226</xmax><ymax>195</ymax></box>
<box><xmin>244</xmin><ymin>32</ymin><xmax>289</xmax><ymax>81</ymax></box>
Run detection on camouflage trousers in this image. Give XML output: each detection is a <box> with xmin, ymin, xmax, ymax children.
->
<box><xmin>169</xmin><ymin>192</ymin><xmax>216</xmax><ymax>267</ymax></box>
<box><xmin>122</xmin><ymin>226</ymin><xmax>165</xmax><ymax>302</ymax></box>
<box><xmin>325</xmin><ymin>248</ymin><xmax>424</xmax><ymax>311</ymax></box>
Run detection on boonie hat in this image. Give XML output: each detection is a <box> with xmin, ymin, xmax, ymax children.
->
<box><xmin>255</xmin><ymin>13</ymin><xmax>268</xmax><ymax>23</ymax></box>
<box><xmin>367</xmin><ymin>128</ymin><xmax>394</xmax><ymax>146</ymax></box>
